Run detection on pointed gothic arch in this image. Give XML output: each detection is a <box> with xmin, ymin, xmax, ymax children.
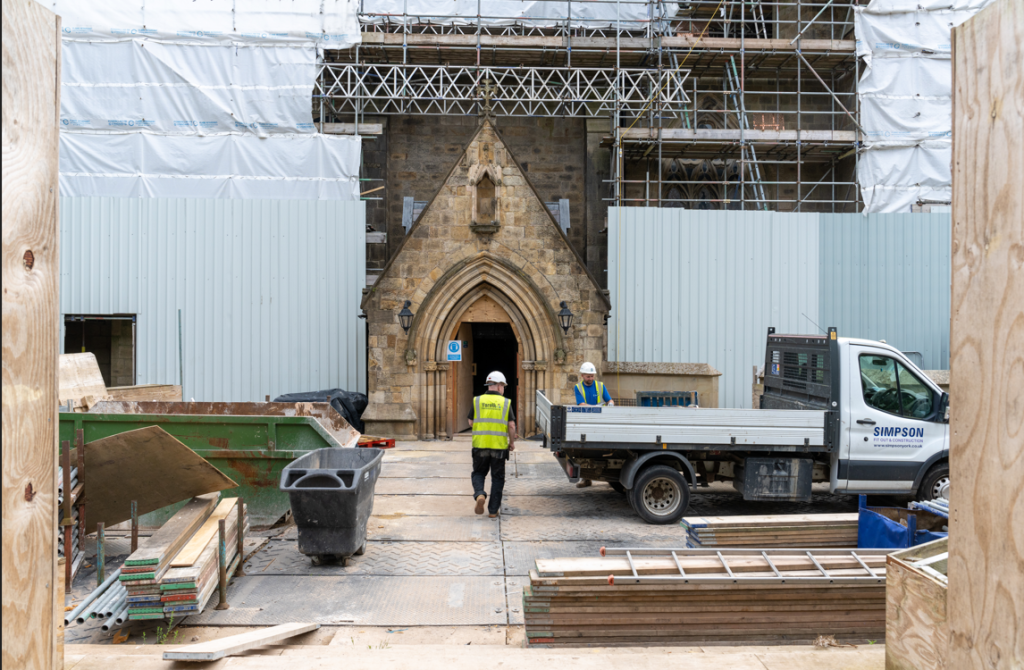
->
<box><xmin>405</xmin><ymin>253</ymin><xmax>564</xmax><ymax>437</ymax></box>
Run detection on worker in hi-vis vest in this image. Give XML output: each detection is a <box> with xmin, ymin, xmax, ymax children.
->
<box><xmin>469</xmin><ymin>371</ymin><xmax>516</xmax><ymax>518</ymax></box>
<box><xmin>573</xmin><ymin>361</ymin><xmax>614</xmax><ymax>488</ymax></box>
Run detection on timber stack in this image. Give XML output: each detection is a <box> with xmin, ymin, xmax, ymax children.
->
<box><xmin>523</xmin><ymin>547</ymin><xmax>890</xmax><ymax>647</ymax></box>
<box><xmin>120</xmin><ymin>494</ymin><xmax>247</xmax><ymax>620</ymax></box>
<box><xmin>682</xmin><ymin>513</ymin><xmax>860</xmax><ymax>548</ymax></box>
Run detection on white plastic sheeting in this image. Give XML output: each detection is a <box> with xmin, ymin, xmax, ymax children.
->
<box><xmin>360</xmin><ymin>0</ymin><xmax>675</xmax><ymax>29</ymax></box>
<box><xmin>59</xmin><ymin>133</ymin><xmax>361</xmax><ymax>200</ymax></box>
<box><xmin>855</xmin><ymin>0</ymin><xmax>992</xmax><ymax>212</ymax></box>
<box><xmin>61</xmin><ymin>41</ymin><xmax>316</xmax><ymax>135</ymax></box>
<box><xmin>46</xmin><ymin>0</ymin><xmax>359</xmax><ymax>48</ymax></box>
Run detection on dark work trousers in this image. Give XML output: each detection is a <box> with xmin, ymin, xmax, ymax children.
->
<box><xmin>471</xmin><ymin>448</ymin><xmax>508</xmax><ymax>514</ymax></box>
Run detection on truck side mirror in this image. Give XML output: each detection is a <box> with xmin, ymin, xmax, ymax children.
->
<box><xmin>940</xmin><ymin>392</ymin><xmax>950</xmax><ymax>422</ymax></box>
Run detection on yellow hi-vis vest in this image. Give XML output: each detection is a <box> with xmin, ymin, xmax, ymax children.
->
<box><xmin>575</xmin><ymin>380</ymin><xmax>607</xmax><ymax>406</ymax></box>
<box><xmin>472</xmin><ymin>394</ymin><xmax>511</xmax><ymax>450</ymax></box>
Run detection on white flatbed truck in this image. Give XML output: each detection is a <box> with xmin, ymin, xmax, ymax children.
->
<box><xmin>535</xmin><ymin>328</ymin><xmax>950</xmax><ymax>524</ymax></box>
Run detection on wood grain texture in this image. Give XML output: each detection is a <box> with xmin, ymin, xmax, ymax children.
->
<box><xmin>886</xmin><ymin>556</ymin><xmax>949</xmax><ymax>670</ymax></box>
<box><xmin>105</xmin><ymin>384</ymin><xmax>182</xmax><ymax>403</ymax></box>
<box><xmin>170</xmin><ymin>498</ymin><xmax>237</xmax><ymax>567</ymax></box>
<box><xmin>162</xmin><ymin>623</ymin><xmax>319</xmax><ymax>661</ymax></box>
<box><xmin>83</xmin><ymin>427</ymin><xmax>235</xmax><ymax>533</ymax></box>
<box><xmin>948</xmin><ymin>0</ymin><xmax>1024</xmax><ymax>667</ymax></box>
<box><xmin>1</xmin><ymin>1</ymin><xmax>61</xmax><ymax>669</ymax></box>
<box><xmin>57</xmin><ymin>353</ymin><xmax>108</xmax><ymax>405</ymax></box>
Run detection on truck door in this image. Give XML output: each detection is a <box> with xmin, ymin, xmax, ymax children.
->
<box><xmin>843</xmin><ymin>345</ymin><xmax>946</xmax><ymax>492</ymax></box>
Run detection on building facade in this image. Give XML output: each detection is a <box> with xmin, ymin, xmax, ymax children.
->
<box><xmin>361</xmin><ymin>120</ymin><xmax>610</xmax><ymax>439</ymax></box>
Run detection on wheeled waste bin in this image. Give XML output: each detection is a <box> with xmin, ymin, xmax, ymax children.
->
<box><xmin>280</xmin><ymin>447</ymin><xmax>384</xmax><ymax>565</ymax></box>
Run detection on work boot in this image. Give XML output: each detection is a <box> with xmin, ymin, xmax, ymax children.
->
<box><xmin>576</xmin><ymin>479</ymin><xmax>592</xmax><ymax>488</ymax></box>
<box><xmin>474</xmin><ymin>495</ymin><xmax>486</xmax><ymax>515</ymax></box>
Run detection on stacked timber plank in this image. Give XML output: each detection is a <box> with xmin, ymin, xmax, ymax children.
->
<box><xmin>121</xmin><ymin>494</ymin><xmax>219</xmax><ymax>620</ymax></box>
<box><xmin>160</xmin><ymin>498</ymin><xmax>248</xmax><ymax>616</ymax></box>
<box><xmin>682</xmin><ymin>513</ymin><xmax>859</xmax><ymax>548</ymax></box>
<box><xmin>523</xmin><ymin>549</ymin><xmax>889</xmax><ymax>647</ymax></box>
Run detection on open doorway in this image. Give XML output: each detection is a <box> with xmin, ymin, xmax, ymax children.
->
<box><xmin>63</xmin><ymin>315</ymin><xmax>136</xmax><ymax>387</ymax></box>
<box><xmin>450</xmin><ymin>296</ymin><xmax>520</xmax><ymax>435</ymax></box>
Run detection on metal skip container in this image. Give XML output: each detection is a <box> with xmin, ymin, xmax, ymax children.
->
<box><xmin>280</xmin><ymin>447</ymin><xmax>384</xmax><ymax>565</ymax></box>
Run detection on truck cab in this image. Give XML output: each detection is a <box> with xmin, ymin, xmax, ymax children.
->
<box><xmin>535</xmin><ymin>328</ymin><xmax>950</xmax><ymax>524</ymax></box>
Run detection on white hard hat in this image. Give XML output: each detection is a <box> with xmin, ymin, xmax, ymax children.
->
<box><xmin>580</xmin><ymin>362</ymin><xmax>597</xmax><ymax>374</ymax></box>
<box><xmin>485</xmin><ymin>371</ymin><xmax>507</xmax><ymax>385</ymax></box>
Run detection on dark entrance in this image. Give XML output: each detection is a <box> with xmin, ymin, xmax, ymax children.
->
<box><xmin>471</xmin><ymin>322</ymin><xmax>518</xmax><ymax>422</ymax></box>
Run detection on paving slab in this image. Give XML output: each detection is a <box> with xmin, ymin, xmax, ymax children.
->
<box><xmin>244</xmin><ymin>540</ymin><xmax>505</xmax><ymax>576</ymax></box>
<box><xmin>505</xmin><ymin>576</ymin><xmax>528</xmax><ymax>624</ymax></box>
<box><xmin>500</xmin><ymin>516</ymin><xmax>688</xmax><ymax>543</ymax></box>
<box><xmin>384</xmin><ymin>451</ymin><xmax>555</xmax><ymax>464</ymax></box>
<box><xmin>368</xmin><ymin>516</ymin><xmax>501</xmax><ymax>542</ymax></box>
<box><xmin>186</xmin><ymin>575</ymin><xmax>508</xmax><ymax>626</ymax></box>
<box><xmin>381</xmin><ymin>462</ymin><xmax>565</xmax><ymax>479</ymax></box>
<box><xmin>500</xmin><ymin>491</ymin><xmax>633</xmax><ymax>518</ymax></box>
<box><xmin>374</xmin><ymin>478</ymin><xmax>476</xmax><ymax>496</ymax></box>
<box><xmin>372</xmin><ymin>494</ymin><xmax>477</xmax><ymax>516</ymax></box>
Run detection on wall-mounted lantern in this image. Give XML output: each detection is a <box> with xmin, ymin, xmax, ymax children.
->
<box><xmin>398</xmin><ymin>300</ymin><xmax>414</xmax><ymax>333</ymax></box>
<box><xmin>557</xmin><ymin>301</ymin><xmax>574</xmax><ymax>335</ymax></box>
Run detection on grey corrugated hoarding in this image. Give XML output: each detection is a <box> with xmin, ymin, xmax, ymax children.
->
<box><xmin>60</xmin><ymin>197</ymin><xmax>367</xmax><ymax>400</ymax></box>
<box><xmin>608</xmin><ymin>208</ymin><xmax>951</xmax><ymax>408</ymax></box>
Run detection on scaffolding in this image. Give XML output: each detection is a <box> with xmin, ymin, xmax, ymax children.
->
<box><xmin>316</xmin><ymin>0</ymin><xmax>862</xmax><ymax>211</ymax></box>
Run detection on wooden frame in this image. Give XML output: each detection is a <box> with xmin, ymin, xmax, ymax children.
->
<box><xmin>948</xmin><ymin>0</ymin><xmax>1024</xmax><ymax>664</ymax></box>
<box><xmin>2</xmin><ymin>1</ymin><xmax>62</xmax><ymax>668</ymax></box>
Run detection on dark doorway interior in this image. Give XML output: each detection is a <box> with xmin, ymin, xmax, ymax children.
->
<box><xmin>471</xmin><ymin>322</ymin><xmax>518</xmax><ymax>422</ymax></box>
<box><xmin>63</xmin><ymin>316</ymin><xmax>136</xmax><ymax>388</ymax></box>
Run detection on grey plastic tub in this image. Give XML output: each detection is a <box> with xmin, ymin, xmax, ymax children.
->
<box><xmin>280</xmin><ymin>447</ymin><xmax>384</xmax><ymax>565</ymax></box>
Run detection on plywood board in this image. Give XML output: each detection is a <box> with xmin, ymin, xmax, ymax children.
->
<box><xmin>106</xmin><ymin>385</ymin><xmax>182</xmax><ymax>402</ymax></box>
<box><xmin>170</xmin><ymin>498</ymin><xmax>238</xmax><ymax>567</ymax></box>
<box><xmin>162</xmin><ymin>623</ymin><xmax>321</xmax><ymax>661</ymax></box>
<box><xmin>1</xmin><ymin>1</ymin><xmax>62</xmax><ymax>669</ymax></box>
<box><xmin>83</xmin><ymin>427</ymin><xmax>236</xmax><ymax>532</ymax></box>
<box><xmin>886</xmin><ymin>555</ymin><xmax>949</xmax><ymax>670</ymax></box>
<box><xmin>58</xmin><ymin>352</ymin><xmax>109</xmax><ymax>404</ymax></box>
<box><xmin>948</xmin><ymin>0</ymin><xmax>1024</xmax><ymax>666</ymax></box>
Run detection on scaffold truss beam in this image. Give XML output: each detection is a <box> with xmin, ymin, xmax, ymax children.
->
<box><xmin>318</xmin><ymin>64</ymin><xmax>689</xmax><ymax>117</ymax></box>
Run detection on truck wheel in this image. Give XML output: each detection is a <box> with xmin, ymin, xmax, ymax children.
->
<box><xmin>917</xmin><ymin>463</ymin><xmax>950</xmax><ymax>501</ymax></box>
<box><xmin>610</xmin><ymin>482</ymin><xmax>627</xmax><ymax>495</ymax></box>
<box><xmin>629</xmin><ymin>465</ymin><xmax>689</xmax><ymax>525</ymax></box>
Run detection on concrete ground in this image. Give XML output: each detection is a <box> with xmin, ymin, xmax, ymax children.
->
<box><xmin>65</xmin><ymin>437</ymin><xmax>882</xmax><ymax>668</ymax></box>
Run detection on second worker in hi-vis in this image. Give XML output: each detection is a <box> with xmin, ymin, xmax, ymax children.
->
<box><xmin>469</xmin><ymin>371</ymin><xmax>516</xmax><ymax>518</ymax></box>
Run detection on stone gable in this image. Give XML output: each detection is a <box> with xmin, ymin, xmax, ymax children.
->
<box><xmin>361</xmin><ymin>120</ymin><xmax>609</xmax><ymax>439</ymax></box>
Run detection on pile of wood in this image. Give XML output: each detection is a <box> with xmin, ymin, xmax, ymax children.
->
<box><xmin>523</xmin><ymin>549</ymin><xmax>889</xmax><ymax>647</ymax></box>
<box><xmin>121</xmin><ymin>494</ymin><xmax>247</xmax><ymax>621</ymax></box>
<box><xmin>160</xmin><ymin>498</ymin><xmax>248</xmax><ymax>616</ymax></box>
<box><xmin>682</xmin><ymin>513</ymin><xmax>859</xmax><ymax>548</ymax></box>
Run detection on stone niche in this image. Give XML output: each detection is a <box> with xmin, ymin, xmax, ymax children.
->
<box><xmin>361</xmin><ymin>119</ymin><xmax>610</xmax><ymax>439</ymax></box>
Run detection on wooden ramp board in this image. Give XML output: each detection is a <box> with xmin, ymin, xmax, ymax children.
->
<box><xmin>58</xmin><ymin>352</ymin><xmax>109</xmax><ymax>405</ymax></box>
<box><xmin>83</xmin><ymin>427</ymin><xmax>235</xmax><ymax>532</ymax></box>
<box><xmin>124</xmin><ymin>493</ymin><xmax>219</xmax><ymax>567</ymax></box>
<box><xmin>106</xmin><ymin>384</ymin><xmax>182</xmax><ymax>402</ymax></box>
<box><xmin>171</xmin><ymin>498</ymin><xmax>238</xmax><ymax>567</ymax></box>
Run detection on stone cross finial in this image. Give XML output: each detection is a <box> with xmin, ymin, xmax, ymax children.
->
<box><xmin>478</xmin><ymin>77</ymin><xmax>495</xmax><ymax>117</ymax></box>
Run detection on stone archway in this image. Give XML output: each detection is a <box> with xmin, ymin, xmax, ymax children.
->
<box><xmin>407</xmin><ymin>253</ymin><xmax>563</xmax><ymax>438</ymax></box>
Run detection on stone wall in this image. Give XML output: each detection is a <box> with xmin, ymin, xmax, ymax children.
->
<box><xmin>363</xmin><ymin>120</ymin><xmax>609</xmax><ymax>439</ymax></box>
<box><xmin>387</xmin><ymin>116</ymin><xmax>588</xmax><ymax>261</ymax></box>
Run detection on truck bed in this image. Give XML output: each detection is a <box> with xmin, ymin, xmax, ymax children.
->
<box><xmin>537</xmin><ymin>391</ymin><xmax>831</xmax><ymax>452</ymax></box>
